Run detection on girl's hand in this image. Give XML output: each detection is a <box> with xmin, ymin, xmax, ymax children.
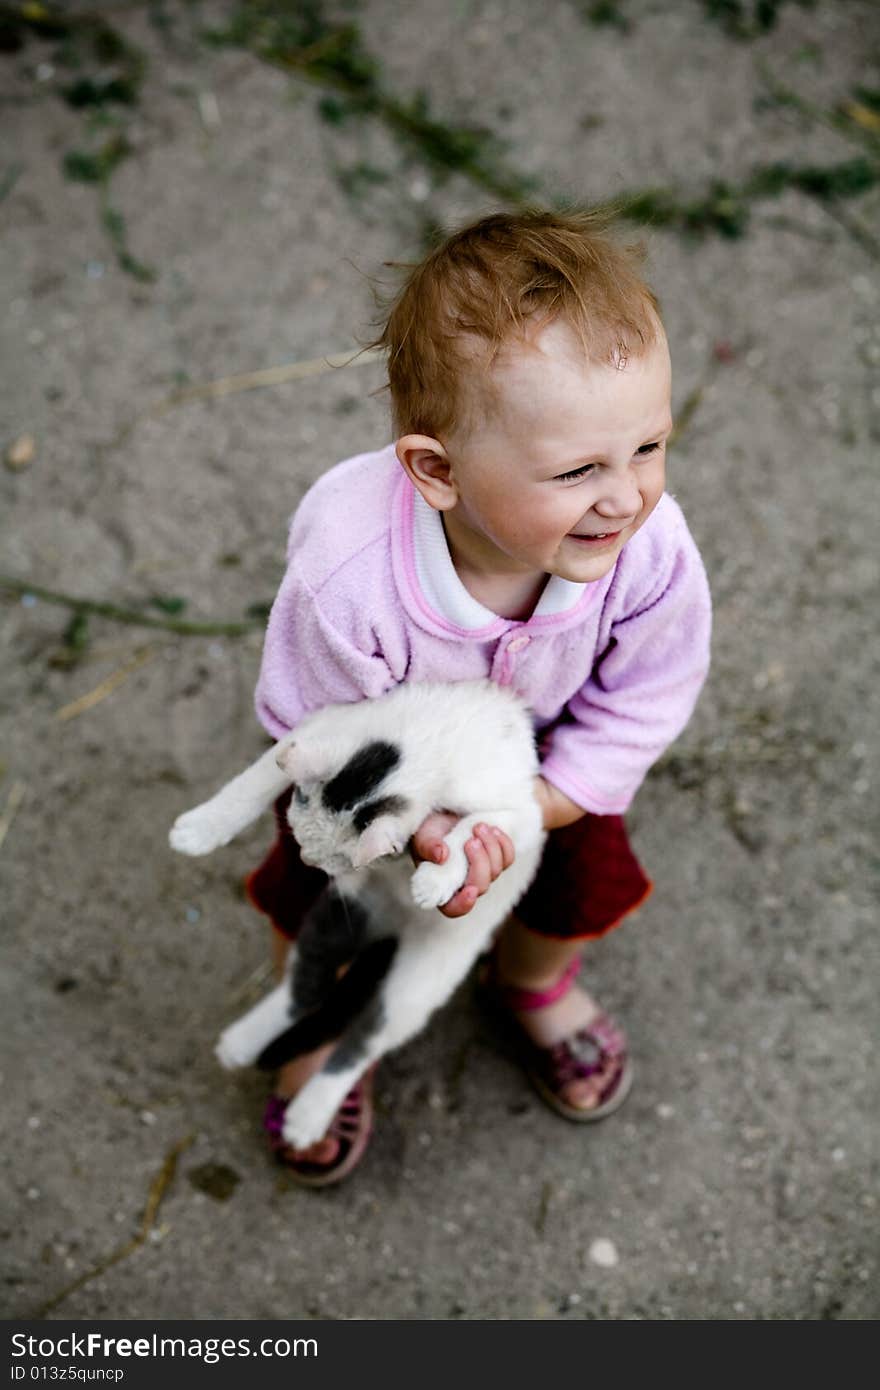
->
<box><xmin>410</xmin><ymin>811</ymin><xmax>516</xmax><ymax>918</ymax></box>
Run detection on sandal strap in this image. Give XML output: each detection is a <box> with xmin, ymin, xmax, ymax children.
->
<box><xmin>542</xmin><ymin>1013</ymin><xmax>628</xmax><ymax>1094</ymax></box>
<box><xmin>327</xmin><ymin>1085</ymin><xmax>366</xmax><ymax>1141</ymax></box>
<box><xmin>262</xmin><ymin>1093</ymin><xmax>289</xmax><ymax>1143</ymax></box>
<box><xmin>491</xmin><ymin>953</ymin><xmax>581</xmax><ymax>1012</ymax></box>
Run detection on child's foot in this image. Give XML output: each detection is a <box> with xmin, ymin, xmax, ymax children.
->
<box><xmin>264</xmin><ymin>1046</ymin><xmax>374</xmax><ymax>1185</ymax></box>
<box><xmin>482</xmin><ymin>954</ymin><xmax>631</xmax><ymax>1120</ymax></box>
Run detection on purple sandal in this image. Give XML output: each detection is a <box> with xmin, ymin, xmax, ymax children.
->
<box><xmin>262</xmin><ymin>1067</ymin><xmax>376</xmax><ymax>1187</ymax></box>
<box><xmin>480</xmin><ymin>953</ymin><xmax>632</xmax><ymax>1122</ymax></box>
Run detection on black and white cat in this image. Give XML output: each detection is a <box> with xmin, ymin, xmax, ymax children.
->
<box><xmin>169</xmin><ymin>680</ymin><xmax>545</xmax><ymax>1150</ymax></box>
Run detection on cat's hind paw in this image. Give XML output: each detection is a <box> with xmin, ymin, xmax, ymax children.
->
<box><xmin>169</xmin><ymin>807</ymin><xmax>229</xmax><ymax>857</ymax></box>
<box><xmin>410</xmin><ymin>857</ymin><xmax>466</xmax><ymax>911</ymax></box>
<box><xmin>215</xmin><ymin>1026</ymin><xmax>257</xmax><ymax>1071</ymax></box>
<box><xmin>281</xmin><ymin>1094</ymin><xmax>335</xmax><ymax>1150</ymax></box>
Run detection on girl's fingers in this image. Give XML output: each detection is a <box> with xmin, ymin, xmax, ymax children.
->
<box><xmin>463</xmin><ymin>836</ymin><xmax>492</xmax><ymax>896</ymax></box>
<box><xmin>492</xmin><ymin>827</ymin><xmax>516</xmax><ymax>868</ymax></box>
<box><xmin>411</xmin><ymin>811</ymin><xmax>458</xmax><ymax>863</ymax></box>
<box><xmin>438</xmin><ymin>884</ymin><xmax>479</xmax><ymax>918</ymax></box>
<box><xmin>436</xmin><ymin>827</ymin><xmax>515</xmax><ymax>918</ymax></box>
<box><xmin>474</xmin><ymin>823</ymin><xmax>504</xmax><ymax>878</ymax></box>
<box><xmin>475</xmin><ymin>823</ymin><xmax>516</xmax><ymax>876</ymax></box>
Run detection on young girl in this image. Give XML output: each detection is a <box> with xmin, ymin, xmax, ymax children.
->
<box><xmin>246</xmin><ymin>209</ymin><xmax>711</xmax><ymax>1185</ymax></box>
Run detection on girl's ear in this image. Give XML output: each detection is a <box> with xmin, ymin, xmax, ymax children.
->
<box><xmin>395</xmin><ymin>435</ymin><xmax>458</xmax><ymax>511</ymax></box>
<box><xmin>275</xmin><ymin>737</ymin><xmax>335</xmax><ymax>784</ymax></box>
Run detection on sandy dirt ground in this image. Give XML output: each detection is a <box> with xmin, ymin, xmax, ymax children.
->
<box><xmin>1</xmin><ymin>0</ymin><xmax>878</xmax><ymax>1320</ymax></box>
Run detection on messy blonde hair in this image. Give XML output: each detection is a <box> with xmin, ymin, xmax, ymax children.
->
<box><xmin>372</xmin><ymin>208</ymin><xmax>660</xmax><ymax>439</ymax></box>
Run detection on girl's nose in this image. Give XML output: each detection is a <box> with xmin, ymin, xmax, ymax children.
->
<box><xmin>595</xmin><ymin>469</ymin><xmax>641</xmax><ymax>520</ymax></box>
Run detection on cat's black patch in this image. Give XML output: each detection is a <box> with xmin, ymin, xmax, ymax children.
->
<box><xmin>324</xmin><ymin>991</ymin><xmax>386</xmax><ymax>1073</ymax></box>
<box><xmin>256</xmin><ymin>937</ymin><xmax>398</xmax><ymax>1070</ymax></box>
<box><xmin>290</xmin><ymin>890</ymin><xmax>370</xmax><ymax>1016</ymax></box>
<box><xmin>352</xmin><ymin>793</ymin><xmax>409</xmax><ymax>834</ymax></box>
<box><xmin>322</xmin><ymin>740</ymin><xmax>400</xmax><ymax>812</ymax></box>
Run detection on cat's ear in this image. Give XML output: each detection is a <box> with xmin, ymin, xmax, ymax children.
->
<box><xmin>353</xmin><ymin>815</ymin><xmax>406</xmax><ymax>867</ymax></box>
<box><xmin>275</xmin><ymin>736</ymin><xmax>334</xmax><ymax>784</ymax></box>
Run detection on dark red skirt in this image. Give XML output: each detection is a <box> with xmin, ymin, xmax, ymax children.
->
<box><xmin>246</xmin><ymin>789</ymin><xmax>652</xmax><ymax>943</ymax></box>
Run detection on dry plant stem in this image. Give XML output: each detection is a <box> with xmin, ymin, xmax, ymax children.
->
<box><xmin>148</xmin><ymin>346</ymin><xmax>384</xmax><ymax>416</ymax></box>
<box><xmin>756</xmin><ymin>61</ymin><xmax>880</xmax><ymax>159</ymax></box>
<box><xmin>99</xmin><ymin>346</ymin><xmax>384</xmax><ymax>488</ymax></box>
<box><xmin>0</xmin><ymin>577</ymin><xmax>260</xmax><ymax>636</ymax></box>
<box><xmin>669</xmin><ymin>382</ymin><xmax>704</xmax><ymax>446</ymax></box>
<box><xmin>818</xmin><ymin>199</ymin><xmax>880</xmax><ymax>261</ymax></box>
<box><xmin>32</xmin><ymin>1134</ymin><xmax>195</xmax><ymax>1319</ymax></box>
<box><xmin>54</xmin><ymin>646</ymin><xmax>155</xmax><ymax>722</ymax></box>
<box><xmin>0</xmin><ymin>779</ymin><xmax>26</xmax><ymax>854</ymax></box>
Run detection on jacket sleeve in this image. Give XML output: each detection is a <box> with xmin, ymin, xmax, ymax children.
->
<box><xmin>253</xmin><ymin>559</ymin><xmax>395</xmax><ymax>739</ymax></box>
<box><xmin>539</xmin><ymin>518</ymin><xmax>711</xmax><ymax>815</ymax></box>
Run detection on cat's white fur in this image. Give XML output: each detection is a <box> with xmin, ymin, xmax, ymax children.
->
<box><xmin>170</xmin><ymin>680</ymin><xmax>545</xmax><ymax>1149</ymax></box>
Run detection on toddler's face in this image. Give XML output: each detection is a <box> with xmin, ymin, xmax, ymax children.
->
<box><xmin>442</xmin><ymin>319</ymin><xmax>672</xmax><ymax>586</ymax></box>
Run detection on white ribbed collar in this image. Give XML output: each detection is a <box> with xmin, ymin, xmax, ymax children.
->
<box><xmin>411</xmin><ymin>490</ymin><xmax>585</xmax><ymax>631</ymax></box>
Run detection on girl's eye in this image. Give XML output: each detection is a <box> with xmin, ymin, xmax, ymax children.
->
<box><xmin>556</xmin><ymin>463</ymin><xmax>596</xmax><ymax>482</ymax></box>
<box><xmin>557</xmin><ymin>441</ymin><xmax>662</xmax><ymax>481</ymax></box>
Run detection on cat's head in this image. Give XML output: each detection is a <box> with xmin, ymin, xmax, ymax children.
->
<box><xmin>275</xmin><ymin>729</ymin><xmax>410</xmax><ymax>876</ymax></box>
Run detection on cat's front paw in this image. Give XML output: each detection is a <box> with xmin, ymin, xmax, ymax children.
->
<box><xmin>170</xmin><ymin>807</ymin><xmax>229</xmax><ymax>857</ymax></box>
<box><xmin>215</xmin><ymin>1025</ymin><xmax>257</xmax><ymax>1071</ymax></box>
<box><xmin>410</xmin><ymin>856</ymin><xmax>467</xmax><ymax>911</ymax></box>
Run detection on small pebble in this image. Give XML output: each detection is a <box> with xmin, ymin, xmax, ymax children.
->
<box><xmin>588</xmin><ymin>1237</ymin><xmax>619</xmax><ymax>1268</ymax></box>
<box><xmin>185</xmin><ymin>906</ymin><xmax>201</xmax><ymax>924</ymax></box>
<box><xmin>5</xmin><ymin>434</ymin><xmax>35</xmax><ymax>470</ymax></box>
<box><xmin>198</xmin><ymin>91</ymin><xmax>221</xmax><ymax>132</ymax></box>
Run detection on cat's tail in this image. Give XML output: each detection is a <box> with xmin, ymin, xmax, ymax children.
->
<box><xmin>256</xmin><ymin>936</ymin><xmax>398</xmax><ymax>1070</ymax></box>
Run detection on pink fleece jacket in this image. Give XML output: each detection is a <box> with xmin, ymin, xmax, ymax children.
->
<box><xmin>254</xmin><ymin>444</ymin><xmax>711</xmax><ymax>815</ymax></box>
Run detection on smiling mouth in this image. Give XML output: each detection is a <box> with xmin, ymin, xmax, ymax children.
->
<box><xmin>569</xmin><ymin>530</ymin><xmax>622</xmax><ymax>545</ymax></box>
